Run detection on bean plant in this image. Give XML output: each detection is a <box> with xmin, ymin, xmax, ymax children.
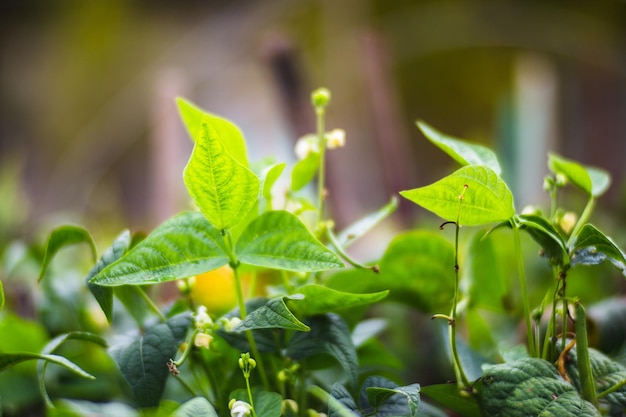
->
<box><xmin>0</xmin><ymin>87</ymin><xmax>625</xmax><ymax>417</ymax></box>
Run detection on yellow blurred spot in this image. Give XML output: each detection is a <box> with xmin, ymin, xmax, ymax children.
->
<box><xmin>191</xmin><ymin>265</ymin><xmax>239</xmax><ymax>314</ymax></box>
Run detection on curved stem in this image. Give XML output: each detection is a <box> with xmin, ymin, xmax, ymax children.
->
<box><xmin>136</xmin><ymin>286</ymin><xmax>166</xmax><ymax>322</ymax></box>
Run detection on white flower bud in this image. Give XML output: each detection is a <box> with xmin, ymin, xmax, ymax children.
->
<box><xmin>325</xmin><ymin>129</ymin><xmax>346</xmax><ymax>149</ymax></box>
<box><xmin>230</xmin><ymin>400</ymin><xmax>252</xmax><ymax>417</ymax></box>
<box><xmin>294</xmin><ymin>134</ymin><xmax>320</xmax><ymax>160</ymax></box>
<box><xmin>194</xmin><ymin>305</ymin><xmax>213</xmax><ymax>329</ymax></box>
<box><xmin>194</xmin><ymin>332</ymin><xmax>213</xmax><ymax>349</ymax></box>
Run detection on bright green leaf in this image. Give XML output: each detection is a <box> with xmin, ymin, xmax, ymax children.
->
<box><xmin>0</xmin><ymin>353</ymin><xmax>95</xmax><ymax>379</ymax></box>
<box><xmin>231</xmin><ymin>387</ymin><xmax>282</xmax><ymax>417</ymax></box>
<box><xmin>420</xmin><ymin>384</ymin><xmax>481</xmax><ymax>417</ymax></box>
<box><xmin>172</xmin><ymin>397</ymin><xmax>218</xmax><ymax>417</ymax></box>
<box><xmin>400</xmin><ymin>165</ymin><xmax>514</xmax><ymax>226</ymax></box>
<box><xmin>417</xmin><ymin>120</ymin><xmax>501</xmax><ymax>175</ymax></box>
<box><xmin>328</xmin><ymin>231</ymin><xmax>454</xmax><ymax>313</ymax></box>
<box><xmin>236</xmin><ymin>210</ymin><xmax>343</xmax><ymax>272</ymax></box>
<box><xmin>481</xmin><ymin>358</ymin><xmax>600</xmax><ymax>416</ymax></box>
<box><xmin>109</xmin><ymin>313</ymin><xmax>191</xmax><ymax>408</ymax></box>
<box><xmin>184</xmin><ymin>122</ymin><xmax>260</xmax><ymax>230</ymax></box>
<box><xmin>291</xmin><ymin>152</ymin><xmax>320</xmax><ymax>192</ymax></box>
<box><xmin>287</xmin><ymin>314</ymin><xmax>358</xmax><ymax>386</ymax></box>
<box><xmin>291</xmin><ymin>284</ymin><xmax>388</xmax><ymax>316</ymax></box>
<box><xmin>262</xmin><ymin>162</ymin><xmax>286</xmax><ymax>202</ymax></box>
<box><xmin>548</xmin><ymin>153</ymin><xmax>611</xmax><ymax>197</ymax></box>
<box><xmin>571</xmin><ymin>224</ymin><xmax>626</xmax><ymax>276</ymax></box>
<box><xmin>85</xmin><ymin>230</ymin><xmax>133</xmax><ymax>322</ymax></box>
<box><xmin>336</xmin><ymin>196</ymin><xmax>398</xmax><ymax>248</ymax></box>
<box><xmin>234</xmin><ymin>295</ymin><xmax>310</xmax><ymax>332</ymax></box>
<box><xmin>90</xmin><ymin>212</ymin><xmax>229</xmax><ymax>286</ymax></box>
<box><xmin>39</xmin><ymin>225</ymin><xmax>97</xmax><ymax>282</ymax></box>
<box><xmin>176</xmin><ymin>97</ymin><xmax>249</xmax><ymax>167</ymax></box>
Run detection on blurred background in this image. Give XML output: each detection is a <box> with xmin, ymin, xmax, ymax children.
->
<box><xmin>1</xmin><ymin>0</ymin><xmax>625</xmax><ymax>243</ymax></box>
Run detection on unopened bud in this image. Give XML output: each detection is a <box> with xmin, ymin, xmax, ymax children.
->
<box><xmin>311</xmin><ymin>87</ymin><xmax>331</xmax><ymax>108</ymax></box>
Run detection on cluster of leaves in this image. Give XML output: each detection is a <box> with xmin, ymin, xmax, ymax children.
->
<box><xmin>1</xmin><ymin>89</ymin><xmax>625</xmax><ymax>417</ymax></box>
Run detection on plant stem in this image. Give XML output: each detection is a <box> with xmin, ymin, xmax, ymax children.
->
<box><xmin>567</xmin><ymin>197</ymin><xmax>595</xmax><ymax>247</ymax></box>
<box><xmin>513</xmin><ymin>222</ymin><xmax>536</xmax><ymax>357</ymax></box>
<box><xmin>174</xmin><ymin>374</ymin><xmax>199</xmax><ymax>398</ymax></box>
<box><xmin>575</xmin><ymin>301</ymin><xmax>598</xmax><ymax>408</ymax></box>
<box><xmin>316</xmin><ymin>105</ymin><xmax>326</xmax><ymax>229</ymax></box>
<box><xmin>136</xmin><ymin>286</ymin><xmax>166</xmax><ymax>322</ymax></box>
<box><xmin>450</xmin><ymin>219</ymin><xmax>470</xmax><ymax>389</ymax></box>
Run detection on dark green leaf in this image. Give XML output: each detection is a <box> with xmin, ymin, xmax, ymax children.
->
<box><xmin>327</xmin><ymin>231</ymin><xmax>455</xmax><ymax>313</ymax></box>
<box><xmin>234</xmin><ymin>295</ymin><xmax>310</xmax><ymax>332</ymax></box>
<box><xmin>517</xmin><ymin>214</ymin><xmax>568</xmax><ymax>266</ymax></box>
<box><xmin>336</xmin><ymin>196</ymin><xmax>398</xmax><ymax>248</ymax></box>
<box><xmin>420</xmin><ymin>384</ymin><xmax>481</xmax><ymax>417</ymax></box>
<box><xmin>172</xmin><ymin>397</ymin><xmax>218</xmax><ymax>417</ymax></box>
<box><xmin>291</xmin><ymin>152</ymin><xmax>320</xmax><ymax>192</ymax></box>
<box><xmin>481</xmin><ymin>358</ymin><xmax>600</xmax><ymax>416</ymax></box>
<box><xmin>90</xmin><ymin>212</ymin><xmax>229</xmax><ymax>286</ymax></box>
<box><xmin>571</xmin><ymin>224</ymin><xmax>626</xmax><ymax>276</ymax></box>
<box><xmin>287</xmin><ymin>314</ymin><xmax>358</xmax><ymax>386</ymax></box>
<box><xmin>176</xmin><ymin>97</ymin><xmax>249</xmax><ymax>167</ymax></box>
<box><xmin>291</xmin><ymin>284</ymin><xmax>388</xmax><ymax>316</ymax></box>
<box><xmin>417</xmin><ymin>120</ymin><xmax>501</xmax><ymax>175</ymax></box>
<box><xmin>360</xmin><ymin>376</ymin><xmax>420</xmax><ymax>417</ymax></box>
<box><xmin>39</xmin><ymin>225</ymin><xmax>97</xmax><ymax>282</ymax></box>
<box><xmin>184</xmin><ymin>122</ymin><xmax>260</xmax><ymax>230</ymax></box>
<box><xmin>328</xmin><ymin>384</ymin><xmax>361</xmax><ymax>417</ymax></box>
<box><xmin>85</xmin><ymin>230</ymin><xmax>132</xmax><ymax>322</ymax></box>
<box><xmin>0</xmin><ymin>353</ymin><xmax>94</xmax><ymax>379</ymax></box>
<box><xmin>109</xmin><ymin>313</ymin><xmax>191</xmax><ymax>408</ymax></box>
<box><xmin>400</xmin><ymin>165</ymin><xmax>514</xmax><ymax>226</ymax></box>
<box><xmin>236</xmin><ymin>210</ymin><xmax>343</xmax><ymax>272</ymax></box>
<box><xmin>230</xmin><ymin>387</ymin><xmax>282</xmax><ymax>417</ymax></box>
<box><xmin>548</xmin><ymin>153</ymin><xmax>610</xmax><ymax>197</ymax></box>
<box><xmin>114</xmin><ymin>286</ymin><xmax>151</xmax><ymax>326</ymax></box>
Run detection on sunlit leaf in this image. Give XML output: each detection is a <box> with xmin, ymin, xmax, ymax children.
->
<box><xmin>234</xmin><ymin>295</ymin><xmax>310</xmax><ymax>332</ymax></box>
<box><xmin>400</xmin><ymin>165</ymin><xmax>514</xmax><ymax>226</ymax></box>
<box><xmin>109</xmin><ymin>313</ymin><xmax>191</xmax><ymax>408</ymax></box>
<box><xmin>176</xmin><ymin>97</ymin><xmax>249</xmax><ymax>167</ymax></box>
<box><xmin>336</xmin><ymin>196</ymin><xmax>398</xmax><ymax>248</ymax></box>
<box><xmin>262</xmin><ymin>162</ymin><xmax>286</xmax><ymax>202</ymax></box>
<box><xmin>290</xmin><ymin>285</ymin><xmax>387</xmax><ymax>317</ymax></box>
<box><xmin>417</xmin><ymin>120</ymin><xmax>501</xmax><ymax>175</ymax></box>
<box><xmin>481</xmin><ymin>358</ymin><xmax>600</xmax><ymax>416</ymax></box>
<box><xmin>90</xmin><ymin>212</ymin><xmax>229</xmax><ymax>286</ymax></box>
<box><xmin>184</xmin><ymin>122</ymin><xmax>260</xmax><ymax>230</ymax></box>
<box><xmin>172</xmin><ymin>397</ymin><xmax>218</xmax><ymax>417</ymax></box>
<box><xmin>548</xmin><ymin>153</ymin><xmax>610</xmax><ymax>197</ymax></box>
<box><xmin>291</xmin><ymin>152</ymin><xmax>320</xmax><ymax>192</ymax></box>
<box><xmin>39</xmin><ymin>225</ymin><xmax>97</xmax><ymax>282</ymax></box>
<box><xmin>570</xmin><ymin>224</ymin><xmax>626</xmax><ymax>276</ymax></box>
<box><xmin>236</xmin><ymin>210</ymin><xmax>343</xmax><ymax>272</ymax></box>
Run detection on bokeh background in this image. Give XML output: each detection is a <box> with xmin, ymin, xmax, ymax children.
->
<box><xmin>2</xmin><ymin>0</ymin><xmax>625</xmax><ymax>243</ymax></box>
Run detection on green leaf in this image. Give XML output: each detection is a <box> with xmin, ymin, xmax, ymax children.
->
<box><xmin>361</xmin><ymin>376</ymin><xmax>420</xmax><ymax>417</ymax></box>
<box><xmin>481</xmin><ymin>358</ymin><xmax>600</xmax><ymax>416</ymax></box>
<box><xmin>262</xmin><ymin>162</ymin><xmax>286</xmax><ymax>202</ymax></box>
<box><xmin>39</xmin><ymin>225</ymin><xmax>97</xmax><ymax>282</ymax></box>
<box><xmin>548</xmin><ymin>153</ymin><xmax>610</xmax><ymax>197</ymax></box>
<box><xmin>230</xmin><ymin>387</ymin><xmax>282</xmax><ymax>417</ymax></box>
<box><xmin>236</xmin><ymin>210</ymin><xmax>343</xmax><ymax>272</ymax></box>
<box><xmin>85</xmin><ymin>230</ymin><xmax>133</xmax><ymax>322</ymax></box>
<box><xmin>0</xmin><ymin>353</ymin><xmax>95</xmax><ymax>379</ymax></box>
<box><xmin>327</xmin><ymin>231</ymin><xmax>455</xmax><ymax>313</ymax></box>
<box><xmin>400</xmin><ymin>165</ymin><xmax>514</xmax><ymax>226</ymax></box>
<box><xmin>417</xmin><ymin>120</ymin><xmax>501</xmax><ymax>175</ymax></box>
<box><xmin>570</xmin><ymin>224</ymin><xmax>626</xmax><ymax>276</ymax></box>
<box><xmin>466</xmin><ymin>231</ymin><xmax>508</xmax><ymax>311</ymax></box>
<box><xmin>287</xmin><ymin>314</ymin><xmax>358</xmax><ymax>386</ymax></box>
<box><xmin>176</xmin><ymin>97</ymin><xmax>249</xmax><ymax>167</ymax></box>
<box><xmin>420</xmin><ymin>384</ymin><xmax>481</xmax><ymax>417</ymax></box>
<box><xmin>328</xmin><ymin>384</ymin><xmax>361</xmax><ymax>417</ymax></box>
<box><xmin>90</xmin><ymin>212</ymin><xmax>229</xmax><ymax>286</ymax></box>
<box><xmin>336</xmin><ymin>196</ymin><xmax>398</xmax><ymax>248</ymax></box>
<box><xmin>52</xmin><ymin>399</ymin><xmax>138</xmax><ymax>417</ymax></box>
<box><xmin>184</xmin><ymin>122</ymin><xmax>260</xmax><ymax>230</ymax></box>
<box><xmin>234</xmin><ymin>295</ymin><xmax>310</xmax><ymax>332</ymax></box>
<box><xmin>562</xmin><ymin>343</ymin><xmax>626</xmax><ymax>409</ymax></box>
<box><xmin>291</xmin><ymin>152</ymin><xmax>320</xmax><ymax>192</ymax></box>
<box><xmin>517</xmin><ymin>214</ymin><xmax>568</xmax><ymax>266</ymax></box>
<box><xmin>0</xmin><ymin>280</ymin><xmax>4</xmax><ymax>311</ymax></box>
<box><xmin>109</xmin><ymin>313</ymin><xmax>191</xmax><ymax>408</ymax></box>
<box><xmin>291</xmin><ymin>284</ymin><xmax>388</xmax><ymax>316</ymax></box>
<box><xmin>172</xmin><ymin>397</ymin><xmax>218</xmax><ymax>417</ymax></box>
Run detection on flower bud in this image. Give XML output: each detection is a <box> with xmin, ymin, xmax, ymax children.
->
<box><xmin>311</xmin><ymin>87</ymin><xmax>331</xmax><ymax>108</ymax></box>
<box><xmin>230</xmin><ymin>400</ymin><xmax>252</xmax><ymax>417</ymax></box>
<box><xmin>194</xmin><ymin>332</ymin><xmax>213</xmax><ymax>349</ymax></box>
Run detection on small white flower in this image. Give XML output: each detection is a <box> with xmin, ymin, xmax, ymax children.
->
<box><xmin>230</xmin><ymin>400</ymin><xmax>252</xmax><ymax>417</ymax></box>
<box><xmin>194</xmin><ymin>305</ymin><xmax>213</xmax><ymax>330</ymax></box>
<box><xmin>560</xmin><ymin>211</ymin><xmax>577</xmax><ymax>235</ymax></box>
<box><xmin>194</xmin><ymin>332</ymin><xmax>213</xmax><ymax>349</ymax></box>
<box><xmin>325</xmin><ymin>129</ymin><xmax>346</xmax><ymax>149</ymax></box>
<box><xmin>221</xmin><ymin>316</ymin><xmax>242</xmax><ymax>332</ymax></box>
<box><xmin>294</xmin><ymin>134</ymin><xmax>320</xmax><ymax>160</ymax></box>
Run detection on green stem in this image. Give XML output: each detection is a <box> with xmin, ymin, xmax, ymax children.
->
<box><xmin>174</xmin><ymin>374</ymin><xmax>199</xmax><ymax>398</ymax></box>
<box><xmin>136</xmin><ymin>286</ymin><xmax>166</xmax><ymax>322</ymax></box>
<box><xmin>326</xmin><ymin>225</ymin><xmax>379</xmax><ymax>272</ymax></box>
<box><xmin>513</xmin><ymin>222</ymin><xmax>536</xmax><ymax>357</ymax></box>
<box><xmin>173</xmin><ymin>328</ymin><xmax>199</xmax><ymax>366</ymax></box>
<box><xmin>575</xmin><ymin>301</ymin><xmax>598</xmax><ymax>408</ymax></box>
<box><xmin>245</xmin><ymin>373</ymin><xmax>257</xmax><ymax>417</ymax></box>
<box><xmin>597</xmin><ymin>379</ymin><xmax>626</xmax><ymax>399</ymax></box>
<box><xmin>316</xmin><ymin>106</ymin><xmax>326</xmax><ymax>229</ymax></box>
<box><xmin>449</xmin><ymin>220</ymin><xmax>470</xmax><ymax>389</ymax></box>
<box><xmin>567</xmin><ymin>197</ymin><xmax>595</xmax><ymax>247</ymax></box>
<box><xmin>308</xmin><ymin>385</ymin><xmax>356</xmax><ymax>417</ymax></box>
<box><xmin>542</xmin><ymin>277</ymin><xmax>560</xmax><ymax>360</ymax></box>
